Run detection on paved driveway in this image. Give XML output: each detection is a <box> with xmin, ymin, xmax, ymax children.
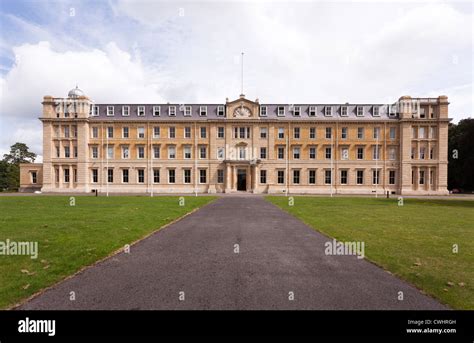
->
<box><xmin>18</xmin><ymin>196</ymin><xmax>446</xmax><ymax>310</ymax></box>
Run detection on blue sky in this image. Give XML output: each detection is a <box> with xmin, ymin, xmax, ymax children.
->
<box><xmin>0</xmin><ymin>0</ymin><xmax>472</xmax><ymax>160</ymax></box>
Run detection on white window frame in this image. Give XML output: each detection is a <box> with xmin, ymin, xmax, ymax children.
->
<box><xmin>260</xmin><ymin>106</ymin><xmax>267</xmax><ymax>117</ymax></box>
<box><xmin>217</xmin><ymin>147</ymin><xmax>225</xmax><ymax>160</ymax></box>
<box><xmin>138</xmin><ymin>106</ymin><xmax>145</xmax><ymax>116</ymax></box>
<box><xmin>122</xmin><ymin>146</ymin><xmax>129</xmax><ymax>159</ymax></box>
<box><xmin>92</xmin><ymin>106</ymin><xmax>99</xmax><ymax>116</ymax></box>
<box><xmin>153</xmin><ymin>106</ymin><xmax>161</xmax><ymax>116</ymax></box>
<box><xmin>184</xmin><ymin>106</ymin><xmax>192</xmax><ymax>116</ymax></box>
<box><xmin>122</xmin><ymin>106</ymin><xmax>130</xmax><ymax>116</ymax></box>
<box><xmin>356</xmin><ymin>106</ymin><xmax>364</xmax><ymax>117</ymax></box>
<box><xmin>277</xmin><ymin>106</ymin><xmax>285</xmax><ymax>116</ymax></box>
<box><xmin>168</xmin><ymin>146</ymin><xmax>176</xmax><ymax>159</ymax></box>
<box><xmin>199</xmin><ymin>106</ymin><xmax>207</xmax><ymax>116</ymax></box>
<box><xmin>122</xmin><ymin>127</ymin><xmax>129</xmax><ymax>138</ymax></box>
<box><xmin>169</xmin><ymin>106</ymin><xmax>176</xmax><ymax>116</ymax></box>
<box><xmin>217</xmin><ymin>105</ymin><xmax>225</xmax><ymax>117</ymax></box>
<box><xmin>325</xmin><ymin>106</ymin><xmax>332</xmax><ymax>117</ymax></box>
<box><xmin>137</xmin><ymin>127</ymin><xmax>145</xmax><ymax>139</ymax></box>
<box><xmin>373</xmin><ymin>106</ymin><xmax>380</xmax><ymax>117</ymax></box>
<box><xmin>107</xmin><ymin>106</ymin><xmax>114</xmax><ymax>116</ymax></box>
<box><xmin>341</xmin><ymin>106</ymin><xmax>348</xmax><ymax>117</ymax></box>
<box><xmin>293</xmin><ymin>106</ymin><xmax>301</xmax><ymax>117</ymax></box>
<box><xmin>309</xmin><ymin>106</ymin><xmax>317</xmax><ymax>117</ymax></box>
<box><xmin>153</xmin><ymin>126</ymin><xmax>160</xmax><ymax>138</ymax></box>
<box><xmin>184</xmin><ymin>145</ymin><xmax>192</xmax><ymax>159</ymax></box>
<box><xmin>137</xmin><ymin>146</ymin><xmax>145</xmax><ymax>159</ymax></box>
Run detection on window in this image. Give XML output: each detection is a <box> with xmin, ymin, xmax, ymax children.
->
<box><xmin>357</xmin><ymin>170</ymin><xmax>364</xmax><ymax>185</ymax></box>
<box><xmin>91</xmin><ymin>146</ymin><xmax>98</xmax><ymax>159</ymax></box>
<box><xmin>389</xmin><ymin>127</ymin><xmax>396</xmax><ymax>140</ymax></box>
<box><xmin>153</xmin><ymin>169</ymin><xmax>160</xmax><ymax>183</ymax></box>
<box><xmin>184</xmin><ymin>106</ymin><xmax>192</xmax><ymax>116</ymax></box>
<box><xmin>107</xmin><ymin>127</ymin><xmax>114</xmax><ymax>138</ymax></box>
<box><xmin>341</xmin><ymin>148</ymin><xmax>349</xmax><ymax>160</ymax></box>
<box><xmin>293</xmin><ymin>170</ymin><xmax>300</xmax><ymax>184</ymax></box>
<box><xmin>341</xmin><ymin>127</ymin><xmax>348</xmax><ymax>139</ymax></box>
<box><xmin>168</xmin><ymin>106</ymin><xmax>176</xmax><ymax>117</ymax></box>
<box><xmin>419</xmin><ymin>127</ymin><xmax>425</xmax><ymax>139</ymax></box>
<box><xmin>184</xmin><ymin>127</ymin><xmax>191</xmax><ymax>138</ymax></box>
<box><xmin>420</xmin><ymin>147</ymin><xmax>425</xmax><ymax>159</ymax></box>
<box><xmin>153</xmin><ymin>106</ymin><xmax>160</xmax><ymax>116</ymax></box>
<box><xmin>200</xmin><ymin>106</ymin><xmax>207</xmax><ymax>116</ymax></box>
<box><xmin>72</xmin><ymin>126</ymin><xmax>77</xmax><ymax>137</ymax></box>
<box><xmin>260</xmin><ymin>106</ymin><xmax>267</xmax><ymax>117</ymax></box>
<box><xmin>278</xmin><ymin>127</ymin><xmax>284</xmax><ymax>139</ymax></box>
<box><xmin>325</xmin><ymin>106</ymin><xmax>332</xmax><ymax>116</ymax></box>
<box><xmin>411</xmin><ymin>147</ymin><xmax>416</xmax><ymax>159</ymax></box>
<box><xmin>325</xmin><ymin>147</ymin><xmax>332</xmax><ymax>159</ymax></box>
<box><xmin>199</xmin><ymin>146</ymin><xmax>207</xmax><ymax>159</ymax></box>
<box><xmin>153</xmin><ymin>145</ymin><xmax>160</xmax><ymax>159</ymax></box>
<box><xmin>107</xmin><ymin>146</ymin><xmax>114</xmax><ymax>159</ymax></box>
<box><xmin>64</xmin><ymin>126</ymin><xmax>70</xmax><ymax>138</ymax></box>
<box><xmin>293</xmin><ymin>106</ymin><xmax>301</xmax><ymax>116</ymax></box>
<box><xmin>122</xmin><ymin>169</ymin><xmax>129</xmax><ymax>183</ymax></box>
<box><xmin>217</xmin><ymin>106</ymin><xmax>225</xmax><ymax>116</ymax></box>
<box><xmin>122</xmin><ymin>146</ymin><xmax>129</xmax><ymax>159</ymax></box>
<box><xmin>123</xmin><ymin>127</ymin><xmax>129</xmax><ymax>138</ymax></box>
<box><xmin>325</xmin><ymin>170</ymin><xmax>332</xmax><ymax>184</ymax></box>
<box><xmin>277</xmin><ymin>106</ymin><xmax>285</xmax><ymax>116</ymax></box>
<box><xmin>430</xmin><ymin>127</ymin><xmax>436</xmax><ymax>139</ymax></box>
<box><xmin>217</xmin><ymin>169</ymin><xmax>224</xmax><ymax>183</ymax></box>
<box><xmin>92</xmin><ymin>127</ymin><xmax>99</xmax><ymax>138</ymax></box>
<box><xmin>373</xmin><ymin>145</ymin><xmax>380</xmax><ymax>160</ymax></box>
<box><xmin>169</xmin><ymin>169</ymin><xmax>176</xmax><ymax>184</ymax></box>
<box><xmin>412</xmin><ymin>127</ymin><xmax>417</xmax><ymax>139</ymax></box>
<box><xmin>153</xmin><ymin>126</ymin><xmax>160</xmax><ymax>138</ymax></box>
<box><xmin>389</xmin><ymin>170</ymin><xmax>396</xmax><ymax>185</ymax></box>
<box><xmin>372</xmin><ymin>170</ymin><xmax>380</xmax><ymax>185</ymax></box>
<box><xmin>64</xmin><ymin>169</ymin><xmax>70</xmax><ymax>183</ymax></box>
<box><xmin>340</xmin><ymin>170</ymin><xmax>348</xmax><ymax>184</ymax></box>
<box><xmin>183</xmin><ymin>169</ymin><xmax>191</xmax><ymax>184</ymax></box>
<box><xmin>55</xmin><ymin>146</ymin><xmax>60</xmax><ymax>158</ymax></box>
<box><xmin>31</xmin><ymin>171</ymin><xmax>37</xmax><ymax>184</ymax></box>
<box><xmin>168</xmin><ymin>146</ymin><xmax>176</xmax><ymax>159</ymax></box>
<box><xmin>277</xmin><ymin>170</ymin><xmax>285</xmax><ymax>184</ymax></box>
<box><xmin>373</xmin><ymin>127</ymin><xmax>380</xmax><ymax>139</ymax></box>
<box><xmin>137</xmin><ymin>146</ymin><xmax>145</xmax><ymax>159</ymax></box>
<box><xmin>92</xmin><ymin>169</ymin><xmax>98</xmax><ymax>183</ymax></box>
<box><xmin>260</xmin><ymin>147</ymin><xmax>267</xmax><ymax>159</ymax></box>
<box><xmin>278</xmin><ymin>147</ymin><xmax>285</xmax><ymax>159</ymax></box>
<box><xmin>64</xmin><ymin>146</ymin><xmax>70</xmax><ymax>158</ymax></box>
<box><xmin>430</xmin><ymin>147</ymin><xmax>435</xmax><ymax>159</ymax></box>
<box><xmin>294</xmin><ymin>127</ymin><xmax>300</xmax><ymax>139</ymax></box>
<box><xmin>310</xmin><ymin>127</ymin><xmax>316</xmax><ymax>139</ymax></box>
<box><xmin>419</xmin><ymin>170</ymin><xmax>425</xmax><ymax>185</ymax></box>
<box><xmin>137</xmin><ymin>127</ymin><xmax>145</xmax><ymax>138</ymax></box>
<box><xmin>236</xmin><ymin>127</ymin><xmax>250</xmax><ymax>139</ymax></box>
<box><xmin>217</xmin><ymin>147</ymin><xmax>225</xmax><ymax>160</ymax></box>
<box><xmin>107</xmin><ymin>106</ymin><xmax>114</xmax><ymax>116</ymax></box>
<box><xmin>373</xmin><ymin>106</ymin><xmax>380</xmax><ymax>117</ymax></box>
<box><xmin>389</xmin><ymin>147</ymin><xmax>396</xmax><ymax>160</ymax></box>
<box><xmin>122</xmin><ymin>106</ymin><xmax>130</xmax><ymax>117</ymax></box>
<box><xmin>217</xmin><ymin>127</ymin><xmax>225</xmax><ymax>139</ymax></box>
<box><xmin>199</xmin><ymin>169</ymin><xmax>207</xmax><ymax>183</ymax></box>
<box><xmin>357</xmin><ymin>127</ymin><xmax>364</xmax><ymax>139</ymax></box>
<box><xmin>238</xmin><ymin>146</ymin><xmax>246</xmax><ymax>160</ymax></box>
<box><xmin>309</xmin><ymin>106</ymin><xmax>317</xmax><ymax>117</ymax></box>
<box><xmin>309</xmin><ymin>147</ymin><xmax>316</xmax><ymax>159</ymax></box>
<box><xmin>92</xmin><ymin>106</ymin><xmax>99</xmax><ymax>116</ymax></box>
<box><xmin>309</xmin><ymin>170</ymin><xmax>316</xmax><ymax>184</ymax></box>
<box><xmin>260</xmin><ymin>127</ymin><xmax>267</xmax><ymax>139</ymax></box>
<box><xmin>341</xmin><ymin>106</ymin><xmax>348</xmax><ymax>117</ymax></box>
<box><xmin>74</xmin><ymin>146</ymin><xmax>78</xmax><ymax>158</ymax></box>
<box><xmin>138</xmin><ymin>106</ymin><xmax>145</xmax><ymax>116</ymax></box>
<box><xmin>293</xmin><ymin>147</ymin><xmax>300</xmax><ymax>159</ymax></box>
<box><xmin>169</xmin><ymin>127</ymin><xmax>176</xmax><ymax>138</ymax></box>
<box><xmin>260</xmin><ymin>170</ymin><xmax>267</xmax><ymax>184</ymax></box>
<box><xmin>357</xmin><ymin>147</ymin><xmax>364</xmax><ymax>160</ymax></box>
<box><xmin>200</xmin><ymin>127</ymin><xmax>207</xmax><ymax>138</ymax></box>
<box><xmin>137</xmin><ymin>169</ymin><xmax>145</xmax><ymax>183</ymax></box>
<box><xmin>325</xmin><ymin>127</ymin><xmax>332</xmax><ymax>139</ymax></box>
<box><xmin>356</xmin><ymin>106</ymin><xmax>364</xmax><ymax>117</ymax></box>
<box><xmin>184</xmin><ymin>146</ymin><xmax>192</xmax><ymax>159</ymax></box>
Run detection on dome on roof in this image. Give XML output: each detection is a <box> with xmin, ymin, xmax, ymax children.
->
<box><xmin>68</xmin><ymin>85</ymin><xmax>85</xmax><ymax>98</ymax></box>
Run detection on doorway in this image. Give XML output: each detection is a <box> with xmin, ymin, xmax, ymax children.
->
<box><xmin>237</xmin><ymin>169</ymin><xmax>247</xmax><ymax>191</ymax></box>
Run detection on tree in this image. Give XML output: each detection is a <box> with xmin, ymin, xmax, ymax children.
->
<box><xmin>448</xmin><ymin>118</ymin><xmax>474</xmax><ymax>192</ymax></box>
<box><xmin>0</xmin><ymin>142</ymin><xmax>37</xmax><ymax>191</ymax></box>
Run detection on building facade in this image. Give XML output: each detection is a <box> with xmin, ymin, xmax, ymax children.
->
<box><xmin>20</xmin><ymin>88</ymin><xmax>451</xmax><ymax>195</ymax></box>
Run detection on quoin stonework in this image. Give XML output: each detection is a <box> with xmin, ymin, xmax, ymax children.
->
<box><xmin>20</xmin><ymin>87</ymin><xmax>450</xmax><ymax>195</ymax></box>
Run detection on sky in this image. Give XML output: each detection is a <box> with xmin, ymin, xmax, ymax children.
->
<box><xmin>0</xmin><ymin>0</ymin><xmax>472</xmax><ymax>162</ymax></box>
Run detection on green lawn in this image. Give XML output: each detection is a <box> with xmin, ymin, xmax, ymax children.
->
<box><xmin>0</xmin><ymin>195</ymin><xmax>215</xmax><ymax>309</ymax></box>
<box><xmin>267</xmin><ymin>196</ymin><xmax>474</xmax><ymax>309</ymax></box>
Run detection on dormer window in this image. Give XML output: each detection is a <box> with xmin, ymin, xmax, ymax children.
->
<box><xmin>107</xmin><ymin>106</ymin><xmax>114</xmax><ymax>116</ymax></box>
<box><xmin>184</xmin><ymin>106</ymin><xmax>192</xmax><ymax>116</ymax></box>
<box><xmin>293</xmin><ymin>106</ymin><xmax>301</xmax><ymax>117</ymax></box>
<box><xmin>309</xmin><ymin>106</ymin><xmax>317</xmax><ymax>117</ymax></box>
<box><xmin>153</xmin><ymin>106</ymin><xmax>160</xmax><ymax>116</ymax></box>
<box><xmin>217</xmin><ymin>106</ymin><xmax>225</xmax><ymax>116</ymax></box>
<box><xmin>260</xmin><ymin>106</ymin><xmax>267</xmax><ymax>117</ymax></box>
<box><xmin>277</xmin><ymin>106</ymin><xmax>285</xmax><ymax>116</ymax></box>
<box><xmin>92</xmin><ymin>106</ymin><xmax>99</xmax><ymax>116</ymax></box>
<box><xmin>373</xmin><ymin>106</ymin><xmax>380</xmax><ymax>117</ymax></box>
<box><xmin>138</xmin><ymin>106</ymin><xmax>145</xmax><ymax>116</ymax></box>
<box><xmin>356</xmin><ymin>106</ymin><xmax>364</xmax><ymax>117</ymax></box>
<box><xmin>200</xmin><ymin>106</ymin><xmax>207</xmax><ymax>116</ymax></box>
<box><xmin>169</xmin><ymin>106</ymin><xmax>176</xmax><ymax>116</ymax></box>
<box><xmin>341</xmin><ymin>106</ymin><xmax>348</xmax><ymax>117</ymax></box>
<box><xmin>122</xmin><ymin>106</ymin><xmax>130</xmax><ymax>116</ymax></box>
<box><xmin>325</xmin><ymin>106</ymin><xmax>332</xmax><ymax>117</ymax></box>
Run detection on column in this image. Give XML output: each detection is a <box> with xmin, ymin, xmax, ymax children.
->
<box><xmin>225</xmin><ymin>163</ymin><xmax>231</xmax><ymax>193</ymax></box>
<box><xmin>69</xmin><ymin>165</ymin><xmax>73</xmax><ymax>188</ymax></box>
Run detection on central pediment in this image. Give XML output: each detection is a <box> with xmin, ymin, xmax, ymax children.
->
<box><xmin>225</xmin><ymin>94</ymin><xmax>260</xmax><ymax>119</ymax></box>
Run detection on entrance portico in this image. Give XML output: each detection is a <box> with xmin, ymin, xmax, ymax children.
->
<box><xmin>224</xmin><ymin>160</ymin><xmax>260</xmax><ymax>193</ymax></box>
